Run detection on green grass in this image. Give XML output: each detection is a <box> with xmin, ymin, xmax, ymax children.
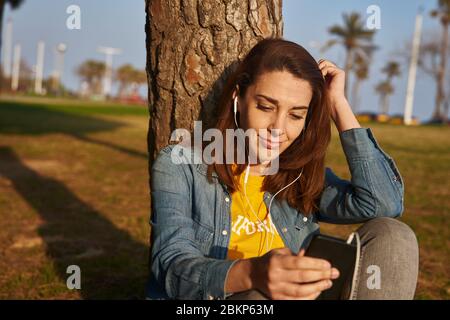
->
<box><xmin>0</xmin><ymin>96</ymin><xmax>448</xmax><ymax>299</ymax></box>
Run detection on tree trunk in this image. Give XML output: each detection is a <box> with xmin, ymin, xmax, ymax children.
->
<box><xmin>343</xmin><ymin>48</ymin><xmax>353</xmax><ymax>100</ymax></box>
<box><xmin>145</xmin><ymin>0</ymin><xmax>283</xmax><ymax>165</ymax></box>
<box><xmin>351</xmin><ymin>76</ymin><xmax>361</xmax><ymax>113</ymax></box>
<box><xmin>0</xmin><ymin>2</ymin><xmax>5</xmax><ymax>93</ymax></box>
<box><xmin>432</xmin><ymin>21</ymin><xmax>448</xmax><ymax>122</ymax></box>
<box><xmin>381</xmin><ymin>94</ymin><xmax>390</xmax><ymax>115</ymax></box>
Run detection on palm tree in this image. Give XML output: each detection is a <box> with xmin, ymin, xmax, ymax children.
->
<box><xmin>325</xmin><ymin>12</ymin><xmax>377</xmax><ymax>97</ymax></box>
<box><xmin>130</xmin><ymin>68</ymin><xmax>146</xmax><ymax>96</ymax></box>
<box><xmin>115</xmin><ymin>64</ymin><xmax>135</xmax><ymax>98</ymax></box>
<box><xmin>377</xmin><ymin>61</ymin><xmax>401</xmax><ymax>115</ymax></box>
<box><xmin>445</xmin><ymin>74</ymin><xmax>450</xmax><ymax>118</ymax></box>
<box><xmin>418</xmin><ymin>37</ymin><xmax>450</xmax><ymax>122</ymax></box>
<box><xmin>351</xmin><ymin>53</ymin><xmax>369</xmax><ymax>113</ymax></box>
<box><xmin>115</xmin><ymin>64</ymin><xmax>147</xmax><ymax>98</ymax></box>
<box><xmin>382</xmin><ymin>61</ymin><xmax>401</xmax><ymax>82</ymax></box>
<box><xmin>76</xmin><ymin>60</ymin><xmax>105</xmax><ymax>95</ymax></box>
<box><xmin>375</xmin><ymin>80</ymin><xmax>394</xmax><ymax>115</ymax></box>
<box><xmin>0</xmin><ymin>0</ymin><xmax>25</xmax><ymax>90</ymax></box>
<box><xmin>430</xmin><ymin>0</ymin><xmax>450</xmax><ymax>121</ymax></box>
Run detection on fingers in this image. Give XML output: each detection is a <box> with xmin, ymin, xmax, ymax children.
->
<box><xmin>273</xmin><ymin>291</ymin><xmax>322</xmax><ymax>300</ymax></box>
<box><xmin>298</xmin><ymin>291</ymin><xmax>322</xmax><ymax>300</ymax></box>
<box><xmin>318</xmin><ymin>59</ymin><xmax>343</xmax><ymax>78</ymax></box>
<box><xmin>271</xmin><ymin>247</ymin><xmax>294</xmax><ymax>256</ymax></box>
<box><xmin>318</xmin><ymin>59</ymin><xmax>337</xmax><ymax>68</ymax></box>
<box><xmin>282</xmin><ymin>279</ymin><xmax>333</xmax><ymax>298</ymax></box>
<box><xmin>283</xmin><ymin>291</ymin><xmax>322</xmax><ymax>300</ymax></box>
<box><xmin>278</xmin><ymin>254</ymin><xmax>331</xmax><ymax>270</ymax></box>
<box><xmin>282</xmin><ymin>268</ymin><xmax>340</xmax><ymax>283</ymax></box>
<box><xmin>319</xmin><ymin>65</ymin><xmax>342</xmax><ymax>79</ymax></box>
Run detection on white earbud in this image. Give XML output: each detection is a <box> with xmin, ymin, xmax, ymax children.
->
<box><xmin>233</xmin><ymin>96</ymin><xmax>239</xmax><ymax>128</ymax></box>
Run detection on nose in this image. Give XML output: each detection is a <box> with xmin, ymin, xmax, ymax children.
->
<box><xmin>268</xmin><ymin>113</ymin><xmax>286</xmax><ymax>139</ymax></box>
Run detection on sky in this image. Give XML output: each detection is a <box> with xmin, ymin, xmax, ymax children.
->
<box><xmin>2</xmin><ymin>0</ymin><xmax>147</xmax><ymax>96</ymax></box>
<box><xmin>2</xmin><ymin>0</ymin><xmax>448</xmax><ymax>120</ymax></box>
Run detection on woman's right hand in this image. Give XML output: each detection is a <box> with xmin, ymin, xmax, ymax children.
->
<box><xmin>250</xmin><ymin>247</ymin><xmax>340</xmax><ymax>300</ymax></box>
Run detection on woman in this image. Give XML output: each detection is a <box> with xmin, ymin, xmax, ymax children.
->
<box><xmin>147</xmin><ymin>38</ymin><xmax>419</xmax><ymax>300</ymax></box>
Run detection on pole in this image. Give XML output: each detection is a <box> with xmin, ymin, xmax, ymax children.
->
<box><xmin>97</xmin><ymin>46</ymin><xmax>121</xmax><ymax>98</ymax></box>
<box><xmin>52</xmin><ymin>43</ymin><xmax>67</xmax><ymax>93</ymax></box>
<box><xmin>34</xmin><ymin>41</ymin><xmax>45</xmax><ymax>94</ymax></box>
<box><xmin>404</xmin><ymin>8</ymin><xmax>423</xmax><ymax>125</ymax></box>
<box><xmin>3</xmin><ymin>18</ymin><xmax>13</xmax><ymax>78</ymax></box>
<box><xmin>11</xmin><ymin>44</ymin><xmax>20</xmax><ymax>91</ymax></box>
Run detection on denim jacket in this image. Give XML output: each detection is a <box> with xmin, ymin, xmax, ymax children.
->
<box><xmin>146</xmin><ymin>127</ymin><xmax>404</xmax><ymax>300</ymax></box>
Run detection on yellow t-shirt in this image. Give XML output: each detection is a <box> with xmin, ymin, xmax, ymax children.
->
<box><xmin>227</xmin><ymin>167</ymin><xmax>285</xmax><ymax>260</ymax></box>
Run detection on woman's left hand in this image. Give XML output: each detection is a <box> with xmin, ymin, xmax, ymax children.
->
<box><xmin>318</xmin><ymin>59</ymin><xmax>347</xmax><ymax>115</ymax></box>
<box><xmin>318</xmin><ymin>59</ymin><xmax>361</xmax><ymax>131</ymax></box>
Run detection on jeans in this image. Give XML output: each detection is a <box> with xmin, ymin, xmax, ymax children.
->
<box><xmin>226</xmin><ymin>217</ymin><xmax>419</xmax><ymax>300</ymax></box>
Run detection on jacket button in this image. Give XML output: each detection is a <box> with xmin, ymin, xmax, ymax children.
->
<box><xmin>222</xmin><ymin>230</ymin><xmax>228</xmax><ymax>236</ymax></box>
<box><xmin>282</xmin><ymin>227</ymin><xmax>287</xmax><ymax>233</ymax></box>
<box><xmin>303</xmin><ymin>217</ymin><xmax>308</xmax><ymax>222</ymax></box>
<box><xmin>208</xmin><ymin>295</ymin><xmax>214</xmax><ymax>300</ymax></box>
<box><xmin>225</xmin><ymin>197</ymin><xmax>230</xmax><ymax>203</ymax></box>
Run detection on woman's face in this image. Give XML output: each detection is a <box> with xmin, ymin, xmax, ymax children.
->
<box><xmin>236</xmin><ymin>70</ymin><xmax>313</xmax><ymax>164</ymax></box>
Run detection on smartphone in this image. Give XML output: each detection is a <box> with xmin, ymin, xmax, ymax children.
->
<box><xmin>304</xmin><ymin>233</ymin><xmax>357</xmax><ymax>300</ymax></box>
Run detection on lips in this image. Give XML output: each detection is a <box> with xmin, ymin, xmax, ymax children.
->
<box><xmin>258</xmin><ymin>135</ymin><xmax>282</xmax><ymax>149</ymax></box>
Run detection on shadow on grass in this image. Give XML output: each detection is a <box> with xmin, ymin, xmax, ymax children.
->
<box><xmin>0</xmin><ymin>146</ymin><xmax>148</xmax><ymax>299</ymax></box>
<box><xmin>0</xmin><ymin>101</ymin><xmax>147</xmax><ymax>159</ymax></box>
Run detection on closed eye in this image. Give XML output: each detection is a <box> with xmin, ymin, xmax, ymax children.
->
<box><xmin>290</xmin><ymin>114</ymin><xmax>304</xmax><ymax>120</ymax></box>
<box><xmin>258</xmin><ymin>104</ymin><xmax>304</xmax><ymax>120</ymax></box>
<box><xmin>257</xmin><ymin>104</ymin><xmax>274</xmax><ymax>111</ymax></box>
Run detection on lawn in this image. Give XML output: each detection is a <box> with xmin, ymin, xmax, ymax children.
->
<box><xmin>0</xmin><ymin>96</ymin><xmax>448</xmax><ymax>299</ymax></box>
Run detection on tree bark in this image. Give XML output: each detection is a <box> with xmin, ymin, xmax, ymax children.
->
<box><xmin>145</xmin><ymin>0</ymin><xmax>283</xmax><ymax>166</ymax></box>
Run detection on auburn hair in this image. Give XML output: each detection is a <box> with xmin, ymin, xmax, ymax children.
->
<box><xmin>205</xmin><ymin>37</ymin><xmax>331</xmax><ymax>215</ymax></box>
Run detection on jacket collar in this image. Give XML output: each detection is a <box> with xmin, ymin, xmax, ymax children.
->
<box><xmin>196</xmin><ymin>162</ymin><xmax>218</xmax><ymax>178</ymax></box>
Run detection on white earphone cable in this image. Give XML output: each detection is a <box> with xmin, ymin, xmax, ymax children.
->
<box><xmin>346</xmin><ymin>232</ymin><xmax>361</xmax><ymax>300</ymax></box>
<box><xmin>243</xmin><ymin>164</ymin><xmax>271</xmax><ymax>253</ymax></box>
<box><xmin>233</xmin><ymin>96</ymin><xmax>239</xmax><ymax>128</ymax></box>
<box><xmin>267</xmin><ymin>169</ymin><xmax>303</xmax><ymax>250</ymax></box>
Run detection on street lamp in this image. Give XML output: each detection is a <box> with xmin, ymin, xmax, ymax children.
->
<box><xmin>97</xmin><ymin>46</ymin><xmax>121</xmax><ymax>97</ymax></box>
<box><xmin>52</xmin><ymin>43</ymin><xmax>67</xmax><ymax>93</ymax></box>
